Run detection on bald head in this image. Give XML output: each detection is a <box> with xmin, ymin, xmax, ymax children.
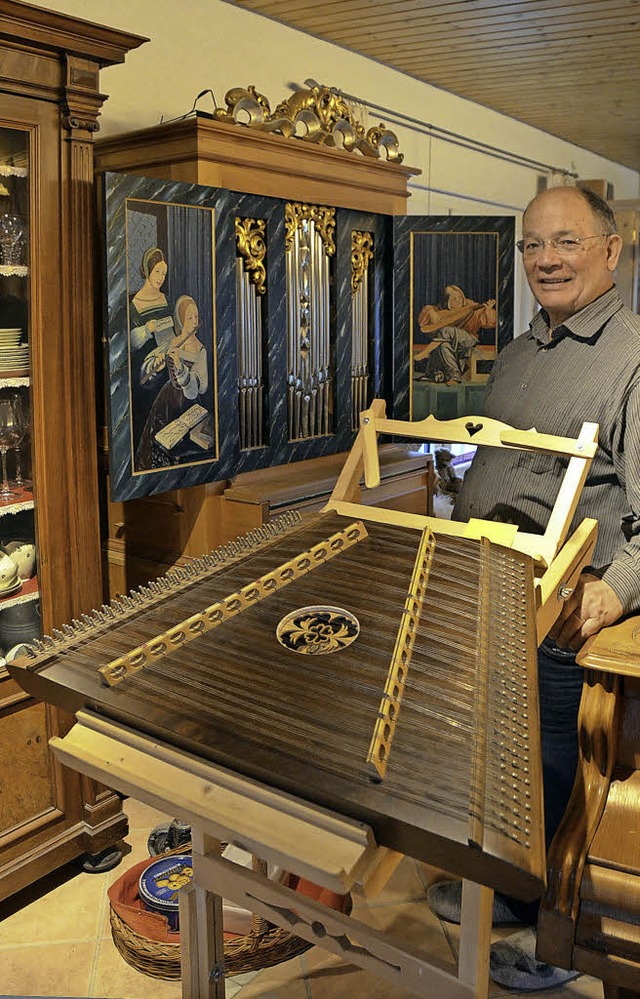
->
<box><xmin>524</xmin><ymin>186</ymin><xmax>617</xmax><ymax>236</ymax></box>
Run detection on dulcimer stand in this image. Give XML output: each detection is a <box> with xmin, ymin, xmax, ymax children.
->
<box><xmin>47</xmin><ymin>401</ymin><xmax>602</xmax><ymax>998</ymax></box>
<box><xmin>52</xmin><ymin>708</ymin><xmax>495</xmax><ymax>999</ymax></box>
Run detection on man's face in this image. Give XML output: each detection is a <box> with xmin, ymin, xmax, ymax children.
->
<box><xmin>522</xmin><ymin>188</ymin><xmax>622</xmax><ymax>327</ymax></box>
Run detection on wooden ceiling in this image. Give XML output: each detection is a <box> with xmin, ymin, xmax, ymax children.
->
<box><xmin>228</xmin><ymin>0</ymin><xmax>640</xmax><ymax>173</ymax></box>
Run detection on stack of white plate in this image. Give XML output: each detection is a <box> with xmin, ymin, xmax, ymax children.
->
<box><xmin>0</xmin><ymin>329</ymin><xmax>28</xmax><ymax>372</ymax></box>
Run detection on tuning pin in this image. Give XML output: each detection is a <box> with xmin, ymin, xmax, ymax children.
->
<box><xmin>52</xmin><ymin>628</ymin><xmax>65</xmax><ymax>641</ymax></box>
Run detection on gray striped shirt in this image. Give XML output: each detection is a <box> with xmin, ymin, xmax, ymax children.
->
<box><xmin>453</xmin><ymin>286</ymin><xmax>640</xmax><ymax>613</ymax></box>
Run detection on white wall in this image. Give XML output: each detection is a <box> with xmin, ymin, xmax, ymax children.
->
<box><xmin>30</xmin><ymin>0</ymin><xmax>640</xmax><ymax>331</ymax></box>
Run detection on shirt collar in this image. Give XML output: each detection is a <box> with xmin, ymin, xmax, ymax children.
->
<box><xmin>529</xmin><ymin>285</ymin><xmax>624</xmax><ymax>345</ymax></box>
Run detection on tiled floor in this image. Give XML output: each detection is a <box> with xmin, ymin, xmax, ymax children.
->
<box><xmin>0</xmin><ymin>798</ymin><xmax>604</xmax><ymax>999</ymax></box>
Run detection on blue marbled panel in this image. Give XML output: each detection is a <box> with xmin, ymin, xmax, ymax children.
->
<box><xmin>104</xmin><ymin>171</ymin><xmax>239</xmax><ymax>502</ymax></box>
<box><xmin>392</xmin><ymin>215</ymin><xmax>515</xmax><ymax>421</ymax></box>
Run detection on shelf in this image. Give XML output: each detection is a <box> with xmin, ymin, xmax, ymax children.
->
<box><xmin>0</xmin><ymin>165</ymin><xmax>27</xmax><ymax>178</ymax></box>
<box><xmin>0</xmin><ymin>573</ymin><xmax>38</xmax><ymax>610</ymax></box>
<box><xmin>0</xmin><ymin>265</ymin><xmax>27</xmax><ymax>277</ymax></box>
<box><xmin>0</xmin><ymin>487</ymin><xmax>34</xmax><ymax>516</ymax></box>
<box><xmin>0</xmin><ymin>375</ymin><xmax>29</xmax><ymax>387</ymax></box>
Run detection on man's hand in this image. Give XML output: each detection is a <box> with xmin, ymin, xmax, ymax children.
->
<box><xmin>550</xmin><ymin>572</ymin><xmax>623</xmax><ymax>651</ymax></box>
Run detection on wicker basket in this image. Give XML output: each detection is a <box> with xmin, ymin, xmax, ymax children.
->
<box><xmin>108</xmin><ymin>849</ymin><xmax>351</xmax><ymax>981</ymax></box>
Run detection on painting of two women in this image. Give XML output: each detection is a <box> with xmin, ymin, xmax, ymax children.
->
<box><xmin>126</xmin><ymin>201</ymin><xmax>217</xmax><ymax>474</ymax></box>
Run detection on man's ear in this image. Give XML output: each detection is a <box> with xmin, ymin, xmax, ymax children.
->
<box><xmin>607</xmin><ymin>233</ymin><xmax>624</xmax><ymax>272</ymax></box>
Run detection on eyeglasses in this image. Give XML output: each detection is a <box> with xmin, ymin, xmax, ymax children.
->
<box><xmin>516</xmin><ymin>234</ymin><xmax>610</xmax><ymax>256</ymax></box>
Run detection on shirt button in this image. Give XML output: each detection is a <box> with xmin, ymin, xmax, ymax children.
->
<box><xmin>521</xmin><ymin>383</ymin><xmax>527</xmax><ymax>389</ymax></box>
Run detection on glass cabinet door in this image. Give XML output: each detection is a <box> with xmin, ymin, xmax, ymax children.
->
<box><xmin>0</xmin><ymin>127</ymin><xmax>40</xmax><ymax>662</ymax></box>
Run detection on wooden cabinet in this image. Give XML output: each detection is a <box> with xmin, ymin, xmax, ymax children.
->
<box><xmin>105</xmin><ymin>446</ymin><xmax>434</xmax><ymax>594</ymax></box>
<box><xmin>0</xmin><ymin>1</ymin><xmax>145</xmax><ymax>900</ymax></box>
<box><xmin>219</xmin><ymin>444</ymin><xmax>434</xmax><ymax>539</ymax></box>
<box><xmin>610</xmin><ymin>199</ymin><xmax>640</xmax><ymax>313</ymax></box>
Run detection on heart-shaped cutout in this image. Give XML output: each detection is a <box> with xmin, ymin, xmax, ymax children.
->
<box><xmin>465</xmin><ymin>421</ymin><xmax>483</xmax><ymax>437</ymax></box>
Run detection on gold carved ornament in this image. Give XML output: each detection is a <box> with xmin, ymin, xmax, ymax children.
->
<box><xmin>212</xmin><ymin>80</ymin><xmax>403</xmax><ymax>163</ymax></box>
<box><xmin>276</xmin><ymin>606</ymin><xmax>360</xmax><ymax>656</ymax></box>
<box><xmin>284</xmin><ymin>202</ymin><xmax>336</xmax><ymax>256</ymax></box>
<box><xmin>351</xmin><ymin>231</ymin><xmax>374</xmax><ymax>295</ymax></box>
<box><xmin>235</xmin><ymin>217</ymin><xmax>267</xmax><ymax>295</ymax></box>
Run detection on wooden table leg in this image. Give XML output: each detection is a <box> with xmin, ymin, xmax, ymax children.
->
<box><xmin>178</xmin><ymin>826</ymin><xmax>225</xmax><ymax>999</ymax></box>
<box><xmin>458</xmin><ymin>879</ymin><xmax>493</xmax><ymax>999</ymax></box>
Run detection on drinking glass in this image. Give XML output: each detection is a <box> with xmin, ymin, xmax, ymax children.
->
<box><xmin>0</xmin><ymin>214</ymin><xmax>24</xmax><ymax>266</ymax></box>
<box><xmin>10</xmin><ymin>392</ymin><xmax>30</xmax><ymax>489</ymax></box>
<box><xmin>0</xmin><ymin>399</ymin><xmax>23</xmax><ymax>499</ymax></box>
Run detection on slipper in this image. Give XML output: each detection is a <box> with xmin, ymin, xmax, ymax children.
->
<box><xmin>427</xmin><ymin>879</ymin><xmax>527</xmax><ymax>926</ymax></box>
<box><xmin>490</xmin><ymin>926</ymin><xmax>579</xmax><ymax>991</ymax></box>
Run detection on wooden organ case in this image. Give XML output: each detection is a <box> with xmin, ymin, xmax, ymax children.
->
<box><xmin>93</xmin><ymin>110</ymin><xmax>431</xmax><ymax>595</ymax></box>
<box><xmin>9</xmin><ymin>403</ymin><xmax>603</xmax><ymax>997</ymax></box>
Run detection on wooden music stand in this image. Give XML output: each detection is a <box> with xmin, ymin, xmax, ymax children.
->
<box><xmin>327</xmin><ymin>399</ymin><xmax>600</xmax><ymax>643</ymax></box>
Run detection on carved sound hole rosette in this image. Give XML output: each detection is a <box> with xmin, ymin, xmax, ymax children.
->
<box><xmin>276</xmin><ymin>605</ymin><xmax>359</xmax><ymax>655</ymax></box>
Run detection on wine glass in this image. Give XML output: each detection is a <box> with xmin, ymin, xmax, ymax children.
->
<box><xmin>0</xmin><ymin>215</ymin><xmax>24</xmax><ymax>266</ymax></box>
<box><xmin>10</xmin><ymin>392</ymin><xmax>30</xmax><ymax>489</ymax></box>
<box><xmin>0</xmin><ymin>399</ymin><xmax>23</xmax><ymax>499</ymax></box>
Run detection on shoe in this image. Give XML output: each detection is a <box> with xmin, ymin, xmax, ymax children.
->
<box><xmin>490</xmin><ymin>927</ymin><xmax>579</xmax><ymax>991</ymax></box>
<box><xmin>427</xmin><ymin>879</ymin><xmax>527</xmax><ymax>926</ymax></box>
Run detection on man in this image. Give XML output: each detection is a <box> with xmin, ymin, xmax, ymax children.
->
<box><xmin>427</xmin><ymin>185</ymin><xmax>640</xmax><ymax>990</ymax></box>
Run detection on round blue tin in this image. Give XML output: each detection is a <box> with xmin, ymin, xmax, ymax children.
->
<box><xmin>138</xmin><ymin>854</ymin><xmax>193</xmax><ymax>930</ymax></box>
